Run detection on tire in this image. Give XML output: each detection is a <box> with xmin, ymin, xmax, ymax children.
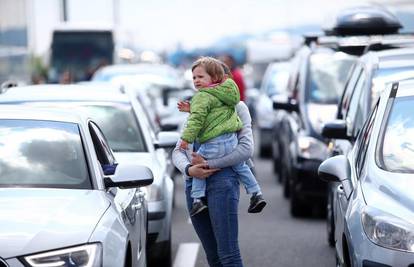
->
<box><xmin>259</xmin><ymin>145</ymin><xmax>272</xmax><ymax>158</ymax></box>
<box><xmin>282</xmin><ymin>168</ymin><xmax>290</xmax><ymax>198</ymax></box>
<box><xmin>157</xmin><ymin>238</ymin><xmax>172</xmax><ymax>267</ymax></box>
<box><xmin>290</xmin><ymin>183</ymin><xmax>307</xmax><ymax>217</ymax></box>
<box><xmin>326</xmin><ymin>187</ymin><xmax>335</xmax><ymax>247</ymax></box>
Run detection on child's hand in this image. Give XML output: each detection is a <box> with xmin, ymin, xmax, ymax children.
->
<box><xmin>177</xmin><ymin>101</ymin><xmax>190</xmax><ymax>112</ymax></box>
<box><xmin>191</xmin><ymin>152</ymin><xmax>207</xmax><ymax>165</ymax></box>
<box><xmin>179</xmin><ymin>139</ymin><xmax>189</xmax><ymax>150</ymax></box>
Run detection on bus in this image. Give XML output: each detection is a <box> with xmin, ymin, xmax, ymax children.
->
<box><xmin>48</xmin><ymin>23</ymin><xmax>115</xmax><ymax>83</ymax></box>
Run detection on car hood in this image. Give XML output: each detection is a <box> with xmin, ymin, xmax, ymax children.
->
<box><xmin>0</xmin><ymin>188</ymin><xmax>110</xmax><ymax>258</ymax></box>
<box><xmin>114</xmin><ymin>152</ymin><xmax>164</xmax><ymax>183</ymax></box>
<box><xmin>306</xmin><ymin>104</ymin><xmax>337</xmax><ymax>134</ymax></box>
<box><xmin>362</xmin><ymin>171</ymin><xmax>414</xmax><ymax>221</ymax></box>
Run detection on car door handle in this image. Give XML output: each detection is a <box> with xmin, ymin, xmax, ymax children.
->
<box><xmin>132</xmin><ymin>202</ymin><xmax>142</xmax><ymax>210</ymax></box>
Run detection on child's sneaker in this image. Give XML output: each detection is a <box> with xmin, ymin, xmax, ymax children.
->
<box><xmin>190</xmin><ymin>199</ymin><xmax>208</xmax><ymax>217</ymax></box>
<box><xmin>248</xmin><ymin>193</ymin><xmax>267</xmax><ymax>213</ymax></box>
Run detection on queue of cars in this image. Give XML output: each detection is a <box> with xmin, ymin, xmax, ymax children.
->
<box><xmin>0</xmin><ymin>83</ymin><xmax>180</xmax><ymax>267</ymax></box>
<box><xmin>0</xmin><ymin>61</ymin><xmax>188</xmax><ymax>267</ymax></box>
<box><xmin>255</xmin><ymin>5</ymin><xmax>414</xmax><ymax>265</ymax></box>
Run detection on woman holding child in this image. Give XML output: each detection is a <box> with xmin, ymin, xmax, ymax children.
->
<box><xmin>172</xmin><ymin>57</ymin><xmax>266</xmax><ymax>267</ymax></box>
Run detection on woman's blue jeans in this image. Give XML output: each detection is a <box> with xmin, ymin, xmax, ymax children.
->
<box><xmin>185</xmin><ymin>167</ymin><xmax>244</xmax><ymax>267</ymax></box>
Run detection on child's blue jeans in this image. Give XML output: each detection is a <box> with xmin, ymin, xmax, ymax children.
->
<box><xmin>191</xmin><ymin>133</ymin><xmax>261</xmax><ymax>199</ymax></box>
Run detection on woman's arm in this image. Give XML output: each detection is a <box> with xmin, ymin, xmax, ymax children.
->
<box><xmin>206</xmin><ymin>101</ymin><xmax>254</xmax><ymax>168</ymax></box>
<box><xmin>172</xmin><ymin>139</ymin><xmax>219</xmax><ymax>178</ymax></box>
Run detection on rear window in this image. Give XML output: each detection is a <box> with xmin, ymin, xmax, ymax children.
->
<box><xmin>0</xmin><ymin>119</ymin><xmax>91</xmax><ymax>189</ymax></box>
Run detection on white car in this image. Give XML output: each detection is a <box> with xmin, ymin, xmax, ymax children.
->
<box><xmin>0</xmin><ymin>106</ymin><xmax>153</xmax><ymax>267</ymax></box>
<box><xmin>91</xmin><ymin>63</ymin><xmax>191</xmax><ymax>133</ymax></box>
<box><xmin>0</xmin><ymin>84</ymin><xmax>179</xmax><ymax>266</ymax></box>
<box><xmin>255</xmin><ymin>61</ymin><xmax>290</xmax><ymax>157</ymax></box>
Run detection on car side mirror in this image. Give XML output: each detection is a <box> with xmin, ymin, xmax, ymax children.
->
<box><xmin>322</xmin><ymin>120</ymin><xmax>349</xmax><ymax>140</ymax></box>
<box><xmin>154</xmin><ymin>131</ymin><xmax>180</xmax><ymax>149</ymax></box>
<box><xmin>104</xmin><ymin>164</ymin><xmax>153</xmax><ymax>189</ymax></box>
<box><xmin>318</xmin><ymin>155</ymin><xmax>350</xmax><ymax>183</ymax></box>
<box><xmin>273</xmin><ymin>99</ymin><xmax>299</xmax><ymax>113</ymax></box>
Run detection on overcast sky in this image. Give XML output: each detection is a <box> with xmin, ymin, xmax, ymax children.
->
<box><xmin>32</xmin><ymin>0</ymin><xmax>414</xmax><ymax>53</ymax></box>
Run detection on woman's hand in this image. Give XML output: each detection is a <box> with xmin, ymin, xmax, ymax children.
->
<box><xmin>191</xmin><ymin>152</ymin><xmax>207</xmax><ymax>165</ymax></box>
<box><xmin>177</xmin><ymin>100</ymin><xmax>190</xmax><ymax>112</ymax></box>
<box><xmin>188</xmin><ymin>163</ymin><xmax>219</xmax><ymax>178</ymax></box>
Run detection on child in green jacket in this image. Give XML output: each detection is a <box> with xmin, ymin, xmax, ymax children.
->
<box><xmin>179</xmin><ymin>57</ymin><xmax>266</xmax><ymax>216</ymax></box>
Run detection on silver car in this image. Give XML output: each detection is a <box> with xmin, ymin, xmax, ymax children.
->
<box><xmin>319</xmin><ymin>79</ymin><xmax>414</xmax><ymax>266</ymax></box>
<box><xmin>0</xmin><ymin>84</ymin><xmax>178</xmax><ymax>266</ymax></box>
<box><xmin>0</xmin><ymin>106</ymin><xmax>153</xmax><ymax>267</ymax></box>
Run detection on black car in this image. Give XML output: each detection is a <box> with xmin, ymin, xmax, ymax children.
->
<box><xmin>273</xmin><ymin>43</ymin><xmax>356</xmax><ymax>216</ymax></box>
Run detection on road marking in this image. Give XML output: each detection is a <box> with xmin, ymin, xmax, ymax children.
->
<box><xmin>173</xmin><ymin>242</ymin><xmax>200</xmax><ymax>267</ymax></box>
<box><xmin>187</xmin><ymin>217</ymin><xmax>192</xmax><ymax>224</ymax></box>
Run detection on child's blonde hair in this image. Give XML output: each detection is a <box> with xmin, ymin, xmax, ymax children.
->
<box><xmin>191</xmin><ymin>56</ymin><xmax>225</xmax><ymax>83</ymax></box>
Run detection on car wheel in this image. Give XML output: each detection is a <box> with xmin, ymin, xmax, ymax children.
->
<box><xmin>290</xmin><ymin>185</ymin><xmax>306</xmax><ymax>217</ymax></box>
<box><xmin>282</xmin><ymin>168</ymin><xmax>290</xmax><ymax>198</ymax></box>
<box><xmin>259</xmin><ymin>145</ymin><xmax>272</xmax><ymax>158</ymax></box>
<box><xmin>157</xmin><ymin>237</ymin><xmax>172</xmax><ymax>267</ymax></box>
<box><xmin>326</xmin><ymin>187</ymin><xmax>335</xmax><ymax>247</ymax></box>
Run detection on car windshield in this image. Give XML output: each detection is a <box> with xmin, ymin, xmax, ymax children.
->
<box><xmin>307</xmin><ymin>52</ymin><xmax>356</xmax><ymax>104</ymax></box>
<box><xmin>379</xmin><ymin>96</ymin><xmax>414</xmax><ymax>173</ymax></box>
<box><xmin>263</xmin><ymin>66</ymin><xmax>290</xmax><ymax>96</ymax></box>
<box><xmin>24</xmin><ymin>102</ymin><xmax>148</xmax><ymax>153</ymax></box>
<box><xmin>0</xmin><ymin>119</ymin><xmax>91</xmax><ymax>189</ymax></box>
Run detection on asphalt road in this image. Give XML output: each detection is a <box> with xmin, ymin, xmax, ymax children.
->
<box><xmin>171</xmin><ymin>154</ymin><xmax>336</xmax><ymax>267</ymax></box>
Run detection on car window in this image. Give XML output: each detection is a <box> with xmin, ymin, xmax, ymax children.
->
<box><xmin>346</xmin><ymin>68</ymin><xmax>367</xmax><ymax>138</ymax></box>
<box><xmin>339</xmin><ymin>64</ymin><xmax>362</xmax><ymax>119</ymax></box>
<box><xmin>0</xmin><ymin>119</ymin><xmax>91</xmax><ymax>189</ymax></box>
<box><xmin>262</xmin><ymin>66</ymin><xmax>290</xmax><ymax>97</ymax></box>
<box><xmin>306</xmin><ymin>52</ymin><xmax>356</xmax><ymax>104</ymax></box>
<box><xmin>89</xmin><ymin>122</ymin><xmax>116</xmax><ymax>166</ymax></box>
<box><xmin>355</xmin><ymin>102</ymin><xmax>378</xmax><ymax>176</ymax></box>
<box><xmin>378</xmin><ymin>95</ymin><xmax>414</xmax><ymax>173</ymax></box>
<box><xmin>29</xmin><ymin>102</ymin><xmax>148</xmax><ymax>153</ymax></box>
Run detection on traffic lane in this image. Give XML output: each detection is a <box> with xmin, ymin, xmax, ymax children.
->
<box><xmin>238</xmin><ymin>157</ymin><xmax>335</xmax><ymax>267</ymax></box>
<box><xmin>172</xmin><ymin>174</ymin><xmax>209</xmax><ymax>267</ymax></box>
<box><xmin>171</xmin><ymin>156</ymin><xmax>335</xmax><ymax>267</ymax></box>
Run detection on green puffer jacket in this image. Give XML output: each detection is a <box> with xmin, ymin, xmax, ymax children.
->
<box><xmin>181</xmin><ymin>78</ymin><xmax>243</xmax><ymax>144</ymax></box>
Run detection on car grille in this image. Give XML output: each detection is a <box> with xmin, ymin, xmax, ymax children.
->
<box><xmin>0</xmin><ymin>258</ymin><xmax>8</xmax><ymax>267</ymax></box>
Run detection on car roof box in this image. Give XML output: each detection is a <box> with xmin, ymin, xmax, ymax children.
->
<box><xmin>323</xmin><ymin>5</ymin><xmax>402</xmax><ymax>36</ymax></box>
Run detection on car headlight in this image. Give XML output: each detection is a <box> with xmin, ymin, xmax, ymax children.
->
<box><xmin>146</xmin><ymin>183</ymin><xmax>163</xmax><ymax>201</ymax></box>
<box><xmin>297</xmin><ymin>136</ymin><xmax>328</xmax><ymax>161</ymax></box>
<box><xmin>22</xmin><ymin>243</ymin><xmax>102</xmax><ymax>267</ymax></box>
<box><xmin>362</xmin><ymin>207</ymin><xmax>414</xmax><ymax>252</ymax></box>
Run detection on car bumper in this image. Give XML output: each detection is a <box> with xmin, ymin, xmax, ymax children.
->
<box><xmin>292</xmin><ymin>158</ymin><xmax>326</xmax><ymax>199</ymax></box>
